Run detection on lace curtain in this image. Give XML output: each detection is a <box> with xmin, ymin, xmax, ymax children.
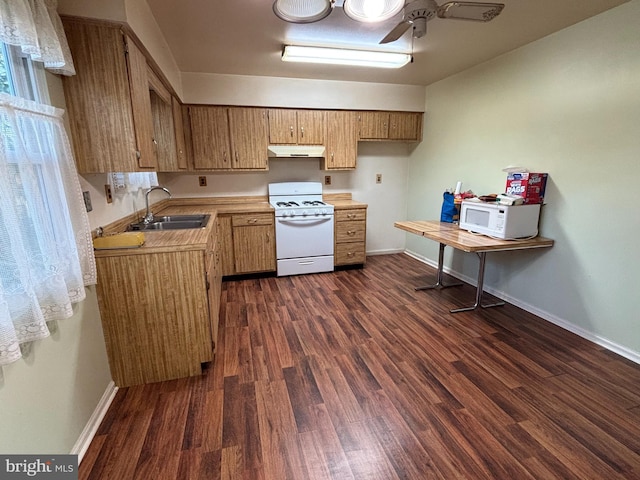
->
<box><xmin>108</xmin><ymin>171</ymin><xmax>159</xmax><ymax>195</ymax></box>
<box><xmin>0</xmin><ymin>93</ymin><xmax>95</xmax><ymax>366</ymax></box>
<box><xmin>0</xmin><ymin>0</ymin><xmax>75</xmax><ymax>76</ymax></box>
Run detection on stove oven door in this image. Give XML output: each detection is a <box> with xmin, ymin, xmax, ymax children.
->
<box><xmin>274</xmin><ymin>215</ymin><xmax>334</xmax><ymax>275</ymax></box>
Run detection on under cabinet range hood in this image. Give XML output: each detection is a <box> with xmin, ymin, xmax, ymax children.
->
<box><xmin>267</xmin><ymin>145</ymin><xmax>326</xmax><ymax>158</ymax></box>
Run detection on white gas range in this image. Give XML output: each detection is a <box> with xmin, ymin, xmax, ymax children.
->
<box><xmin>268</xmin><ymin>182</ymin><xmax>334</xmax><ymax>276</ymax></box>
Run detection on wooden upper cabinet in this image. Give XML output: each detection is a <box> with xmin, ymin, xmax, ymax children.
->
<box><xmin>148</xmin><ymin>67</ymin><xmax>181</xmax><ymax>172</ymax></box>
<box><xmin>189</xmin><ymin>106</ymin><xmax>268</xmax><ymax>170</ymax></box>
<box><xmin>268</xmin><ymin>109</ymin><xmax>325</xmax><ymax>145</ymax></box>
<box><xmin>389</xmin><ymin>112</ymin><xmax>422</xmax><ymax>141</ymax></box>
<box><xmin>189</xmin><ymin>106</ymin><xmax>231</xmax><ymax>170</ymax></box>
<box><xmin>358</xmin><ymin>111</ymin><xmax>389</xmax><ymax>140</ymax></box>
<box><xmin>358</xmin><ymin>111</ymin><xmax>423</xmax><ymax>142</ymax></box>
<box><xmin>62</xmin><ymin>20</ymin><xmax>145</xmax><ymax>173</ymax></box>
<box><xmin>324</xmin><ymin>110</ymin><xmax>358</xmax><ymax>170</ymax></box>
<box><xmin>123</xmin><ymin>36</ymin><xmax>156</xmax><ymax>169</ymax></box>
<box><xmin>62</xmin><ymin>20</ymin><xmax>160</xmax><ymax>173</ymax></box>
<box><xmin>172</xmin><ymin>97</ymin><xmax>188</xmax><ymax>170</ymax></box>
<box><xmin>228</xmin><ymin>107</ymin><xmax>269</xmax><ymax>170</ymax></box>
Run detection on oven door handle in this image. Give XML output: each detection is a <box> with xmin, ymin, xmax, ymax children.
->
<box><xmin>276</xmin><ymin>217</ymin><xmax>333</xmax><ymax>226</ymax></box>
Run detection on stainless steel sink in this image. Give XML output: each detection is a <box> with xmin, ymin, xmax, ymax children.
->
<box><xmin>153</xmin><ymin>215</ymin><xmax>209</xmax><ymax>223</ymax></box>
<box><xmin>128</xmin><ymin>214</ymin><xmax>210</xmax><ymax>231</ymax></box>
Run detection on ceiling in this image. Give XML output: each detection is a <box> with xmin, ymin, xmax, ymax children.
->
<box><xmin>145</xmin><ymin>0</ymin><xmax>630</xmax><ymax>86</ymax></box>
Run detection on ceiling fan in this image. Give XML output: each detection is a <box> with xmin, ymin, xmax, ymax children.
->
<box><xmin>379</xmin><ymin>0</ymin><xmax>505</xmax><ymax>44</ymax></box>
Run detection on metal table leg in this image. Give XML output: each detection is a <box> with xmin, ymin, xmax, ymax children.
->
<box><xmin>450</xmin><ymin>252</ymin><xmax>505</xmax><ymax>313</ymax></box>
<box><xmin>415</xmin><ymin>243</ymin><xmax>463</xmax><ymax>291</ymax></box>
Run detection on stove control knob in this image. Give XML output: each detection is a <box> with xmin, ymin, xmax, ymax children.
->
<box><xmin>302</xmin><ymin>210</ymin><xmax>308</xmax><ymax>216</ymax></box>
<box><xmin>321</xmin><ymin>209</ymin><xmax>327</xmax><ymax>215</ymax></box>
<box><xmin>314</xmin><ymin>209</ymin><xmax>320</xmax><ymax>216</ymax></box>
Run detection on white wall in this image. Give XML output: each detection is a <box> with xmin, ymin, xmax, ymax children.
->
<box><xmin>58</xmin><ymin>0</ymin><xmax>183</xmax><ymax>97</ymax></box>
<box><xmin>161</xmin><ymin>141</ymin><xmax>411</xmax><ymax>254</ymax></box>
<box><xmin>405</xmin><ymin>0</ymin><xmax>640</xmax><ymax>358</ymax></box>
<box><xmin>0</xmin><ymin>74</ymin><xmax>113</xmax><ymax>454</ymax></box>
<box><xmin>182</xmin><ymin>72</ymin><xmax>425</xmax><ymax>111</ymax></box>
<box><xmin>124</xmin><ymin>0</ymin><xmax>183</xmax><ymax>97</ymax></box>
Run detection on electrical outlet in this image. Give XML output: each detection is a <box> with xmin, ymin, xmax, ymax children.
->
<box><xmin>104</xmin><ymin>184</ymin><xmax>113</xmax><ymax>204</ymax></box>
<box><xmin>199</xmin><ymin>176</ymin><xmax>207</xmax><ymax>187</ymax></box>
<box><xmin>376</xmin><ymin>173</ymin><xmax>382</xmax><ymax>184</ymax></box>
<box><xmin>82</xmin><ymin>191</ymin><xmax>93</xmax><ymax>212</ymax></box>
<box><xmin>324</xmin><ymin>175</ymin><xmax>332</xmax><ymax>186</ymax></box>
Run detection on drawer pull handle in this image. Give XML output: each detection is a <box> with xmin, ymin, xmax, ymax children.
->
<box><xmin>347</xmin><ymin>230</ymin><xmax>355</xmax><ymax>235</ymax></box>
<box><xmin>248</xmin><ymin>218</ymin><xmax>258</xmax><ymax>224</ymax></box>
<box><xmin>347</xmin><ymin>214</ymin><xmax>355</xmax><ymax>219</ymax></box>
<box><xmin>347</xmin><ymin>252</ymin><xmax>354</xmax><ymax>257</ymax></box>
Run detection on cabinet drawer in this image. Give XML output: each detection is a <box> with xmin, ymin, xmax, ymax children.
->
<box><xmin>232</xmin><ymin>213</ymin><xmax>273</xmax><ymax>227</ymax></box>
<box><xmin>336</xmin><ymin>221</ymin><xmax>366</xmax><ymax>243</ymax></box>
<box><xmin>335</xmin><ymin>242</ymin><xmax>366</xmax><ymax>265</ymax></box>
<box><xmin>336</xmin><ymin>209</ymin><xmax>366</xmax><ymax>222</ymax></box>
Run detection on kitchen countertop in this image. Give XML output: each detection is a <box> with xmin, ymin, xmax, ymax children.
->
<box><xmin>94</xmin><ymin>194</ymin><xmax>366</xmax><ymax>257</ymax></box>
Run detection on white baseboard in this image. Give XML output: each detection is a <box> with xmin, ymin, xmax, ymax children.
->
<box><xmin>366</xmin><ymin>248</ymin><xmax>405</xmax><ymax>256</ymax></box>
<box><xmin>71</xmin><ymin>381</ymin><xmax>118</xmax><ymax>463</ymax></box>
<box><xmin>404</xmin><ymin>250</ymin><xmax>640</xmax><ymax>365</ymax></box>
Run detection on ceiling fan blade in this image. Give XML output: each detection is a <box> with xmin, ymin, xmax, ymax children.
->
<box><xmin>437</xmin><ymin>2</ymin><xmax>504</xmax><ymax>22</ymax></box>
<box><xmin>379</xmin><ymin>20</ymin><xmax>413</xmax><ymax>44</ymax></box>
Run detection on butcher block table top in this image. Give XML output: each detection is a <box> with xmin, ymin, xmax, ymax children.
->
<box><xmin>394</xmin><ymin>220</ymin><xmax>554</xmax><ymax>252</ymax></box>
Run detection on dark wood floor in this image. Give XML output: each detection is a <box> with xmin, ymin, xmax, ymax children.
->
<box><xmin>80</xmin><ymin>253</ymin><xmax>640</xmax><ymax>479</ymax></box>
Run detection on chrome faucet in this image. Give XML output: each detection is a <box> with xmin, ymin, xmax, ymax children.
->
<box><xmin>143</xmin><ymin>186</ymin><xmax>172</xmax><ymax>224</ymax></box>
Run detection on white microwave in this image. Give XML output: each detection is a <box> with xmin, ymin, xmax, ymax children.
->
<box><xmin>459</xmin><ymin>200</ymin><xmax>541</xmax><ymax>239</ymax></box>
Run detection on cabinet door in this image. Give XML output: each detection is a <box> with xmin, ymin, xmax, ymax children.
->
<box><xmin>325</xmin><ymin>111</ymin><xmax>357</xmax><ymax>170</ymax></box>
<box><xmin>233</xmin><ymin>221</ymin><xmax>276</xmax><ymax>274</ymax></box>
<box><xmin>172</xmin><ymin>97</ymin><xmax>188</xmax><ymax>169</ymax></box>
<box><xmin>358</xmin><ymin>111</ymin><xmax>389</xmax><ymax>139</ymax></box>
<box><xmin>228</xmin><ymin>107</ymin><xmax>269</xmax><ymax>170</ymax></box>
<box><xmin>389</xmin><ymin>112</ymin><xmax>422</xmax><ymax>141</ymax></box>
<box><xmin>297</xmin><ymin>110</ymin><xmax>325</xmax><ymax>145</ymax></box>
<box><xmin>268</xmin><ymin>109</ymin><xmax>297</xmax><ymax>144</ymax></box>
<box><xmin>218</xmin><ymin>215</ymin><xmax>235</xmax><ymax>276</ymax></box>
<box><xmin>124</xmin><ymin>35</ymin><xmax>156</xmax><ymax>169</ymax></box>
<box><xmin>150</xmin><ymin>89</ymin><xmax>178</xmax><ymax>172</ymax></box>
<box><xmin>233</xmin><ymin>225</ymin><xmax>275</xmax><ymax>274</ymax></box>
<box><xmin>62</xmin><ymin>21</ymin><xmax>139</xmax><ymax>173</ymax></box>
<box><xmin>189</xmin><ymin>106</ymin><xmax>232</xmax><ymax>169</ymax></box>
<box><xmin>206</xmin><ymin>224</ymin><xmax>221</xmax><ymax>353</ymax></box>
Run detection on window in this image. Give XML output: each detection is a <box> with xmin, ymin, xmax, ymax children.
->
<box><xmin>0</xmin><ymin>43</ymin><xmax>48</xmax><ymax>103</ymax></box>
<box><xmin>0</xmin><ymin>40</ymin><xmax>95</xmax><ymax>368</ymax></box>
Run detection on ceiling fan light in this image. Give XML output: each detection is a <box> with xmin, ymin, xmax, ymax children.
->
<box><xmin>273</xmin><ymin>0</ymin><xmax>334</xmax><ymax>23</ymax></box>
<box><xmin>343</xmin><ymin>0</ymin><xmax>405</xmax><ymax>23</ymax></box>
<box><xmin>282</xmin><ymin>45</ymin><xmax>411</xmax><ymax>69</ymax></box>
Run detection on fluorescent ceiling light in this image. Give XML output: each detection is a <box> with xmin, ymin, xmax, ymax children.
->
<box><xmin>282</xmin><ymin>45</ymin><xmax>411</xmax><ymax>69</ymax></box>
<box><xmin>343</xmin><ymin>0</ymin><xmax>404</xmax><ymax>23</ymax></box>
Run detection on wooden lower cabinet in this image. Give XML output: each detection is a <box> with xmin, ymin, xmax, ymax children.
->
<box><xmin>219</xmin><ymin>212</ymin><xmax>276</xmax><ymax>276</ymax></box>
<box><xmin>335</xmin><ymin>207</ymin><xmax>367</xmax><ymax>266</ymax></box>
<box><xmin>95</xmin><ymin>236</ymin><xmax>220</xmax><ymax>387</ymax></box>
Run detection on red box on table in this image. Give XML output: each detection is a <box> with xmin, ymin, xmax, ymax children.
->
<box><xmin>505</xmin><ymin>172</ymin><xmax>548</xmax><ymax>204</ymax></box>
